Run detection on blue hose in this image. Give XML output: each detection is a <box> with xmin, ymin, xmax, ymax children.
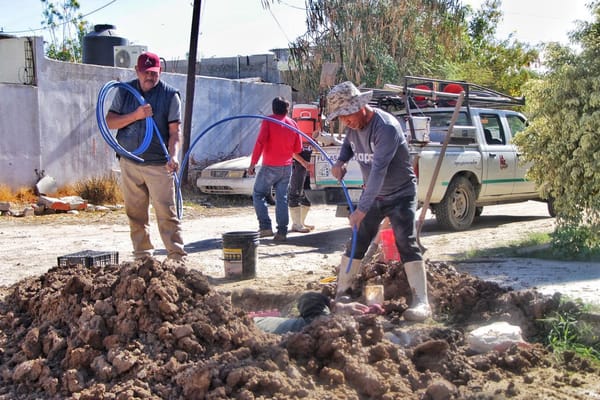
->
<box><xmin>179</xmin><ymin>114</ymin><xmax>358</xmax><ymax>272</ymax></box>
<box><xmin>96</xmin><ymin>82</ymin><xmax>357</xmax><ymax>272</ymax></box>
<box><xmin>96</xmin><ymin>80</ymin><xmax>182</xmax><ymax>217</ymax></box>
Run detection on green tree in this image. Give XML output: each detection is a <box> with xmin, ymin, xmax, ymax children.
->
<box><xmin>278</xmin><ymin>0</ymin><xmax>469</xmax><ymax>101</ymax></box>
<box><xmin>264</xmin><ymin>0</ymin><xmax>538</xmax><ymax>102</ymax></box>
<box><xmin>41</xmin><ymin>0</ymin><xmax>89</xmax><ymax>62</ymax></box>
<box><xmin>442</xmin><ymin>0</ymin><xmax>539</xmax><ymax>96</ymax></box>
<box><xmin>513</xmin><ymin>1</ymin><xmax>600</xmax><ymax>256</ymax></box>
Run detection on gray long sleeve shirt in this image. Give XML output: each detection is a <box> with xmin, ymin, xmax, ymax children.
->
<box><xmin>337</xmin><ymin>109</ymin><xmax>417</xmax><ymax>212</ymax></box>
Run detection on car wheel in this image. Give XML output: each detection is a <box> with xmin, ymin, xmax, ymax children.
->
<box><xmin>435</xmin><ymin>176</ymin><xmax>476</xmax><ymax>231</ymax></box>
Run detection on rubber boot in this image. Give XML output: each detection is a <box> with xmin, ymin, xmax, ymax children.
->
<box><xmin>336</xmin><ymin>255</ymin><xmax>362</xmax><ymax>298</ymax></box>
<box><xmin>300</xmin><ymin>205</ymin><xmax>315</xmax><ymax>230</ymax></box>
<box><xmin>403</xmin><ymin>260</ymin><xmax>432</xmax><ymax>321</ymax></box>
<box><xmin>290</xmin><ymin>207</ymin><xmax>310</xmax><ymax>233</ymax></box>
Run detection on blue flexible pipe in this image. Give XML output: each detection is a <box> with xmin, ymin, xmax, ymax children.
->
<box><xmin>96</xmin><ymin>81</ymin><xmax>182</xmax><ymax>217</ymax></box>
<box><xmin>179</xmin><ymin>114</ymin><xmax>358</xmax><ymax>272</ymax></box>
<box><xmin>96</xmin><ymin>83</ymin><xmax>357</xmax><ymax>272</ymax></box>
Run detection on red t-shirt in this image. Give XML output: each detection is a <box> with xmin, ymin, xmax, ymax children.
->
<box><xmin>251</xmin><ymin>114</ymin><xmax>302</xmax><ymax>166</ymax></box>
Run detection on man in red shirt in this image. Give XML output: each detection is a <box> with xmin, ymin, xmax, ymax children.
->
<box><xmin>249</xmin><ymin>97</ymin><xmax>302</xmax><ymax>242</ymax></box>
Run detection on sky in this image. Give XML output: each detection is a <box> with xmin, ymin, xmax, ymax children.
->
<box><xmin>0</xmin><ymin>0</ymin><xmax>593</xmax><ymax>61</ymax></box>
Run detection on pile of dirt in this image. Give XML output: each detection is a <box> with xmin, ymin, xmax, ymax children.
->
<box><xmin>0</xmin><ymin>258</ymin><xmax>597</xmax><ymax>399</ymax></box>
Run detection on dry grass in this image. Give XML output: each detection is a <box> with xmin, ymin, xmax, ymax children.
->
<box><xmin>0</xmin><ymin>185</ymin><xmax>37</xmax><ymax>204</ymax></box>
<box><xmin>0</xmin><ymin>185</ymin><xmax>13</xmax><ymax>202</ymax></box>
<box><xmin>0</xmin><ymin>174</ymin><xmax>123</xmax><ymax>206</ymax></box>
<box><xmin>75</xmin><ymin>174</ymin><xmax>123</xmax><ymax>205</ymax></box>
<box><xmin>55</xmin><ymin>183</ymin><xmax>79</xmax><ymax>197</ymax></box>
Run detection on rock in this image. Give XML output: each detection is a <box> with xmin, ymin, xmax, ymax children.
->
<box><xmin>23</xmin><ymin>206</ymin><xmax>35</xmax><ymax>216</ymax></box>
<box><xmin>12</xmin><ymin>359</ymin><xmax>44</xmax><ymax>382</ymax></box>
<box><xmin>467</xmin><ymin>322</ymin><xmax>526</xmax><ymax>353</ymax></box>
<box><xmin>38</xmin><ymin>195</ymin><xmax>88</xmax><ymax>211</ymax></box>
<box><xmin>424</xmin><ymin>378</ymin><xmax>458</xmax><ymax>400</ymax></box>
<box><xmin>0</xmin><ymin>201</ymin><xmax>11</xmax><ymax>212</ymax></box>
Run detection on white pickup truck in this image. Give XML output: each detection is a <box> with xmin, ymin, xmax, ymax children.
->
<box><xmin>310</xmin><ymin>77</ymin><xmax>554</xmax><ymax>231</ymax></box>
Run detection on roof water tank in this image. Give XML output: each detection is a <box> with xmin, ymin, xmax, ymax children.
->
<box><xmin>82</xmin><ymin>24</ymin><xmax>128</xmax><ymax>66</ymax></box>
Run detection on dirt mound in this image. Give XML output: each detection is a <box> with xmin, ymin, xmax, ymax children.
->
<box><xmin>0</xmin><ymin>258</ymin><xmax>597</xmax><ymax>399</ymax></box>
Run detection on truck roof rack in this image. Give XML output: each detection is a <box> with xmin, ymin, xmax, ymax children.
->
<box><xmin>364</xmin><ymin>76</ymin><xmax>525</xmax><ymax>112</ymax></box>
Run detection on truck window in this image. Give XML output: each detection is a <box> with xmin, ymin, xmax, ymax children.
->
<box><xmin>480</xmin><ymin>114</ymin><xmax>506</xmax><ymax>145</ymax></box>
<box><xmin>425</xmin><ymin>112</ymin><xmax>471</xmax><ymax>143</ymax></box>
<box><xmin>506</xmin><ymin>114</ymin><xmax>527</xmax><ymax>141</ymax></box>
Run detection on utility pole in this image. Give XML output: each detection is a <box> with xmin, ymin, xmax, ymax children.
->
<box><xmin>181</xmin><ymin>0</ymin><xmax>202</xmax><ymax>185</ymax></box>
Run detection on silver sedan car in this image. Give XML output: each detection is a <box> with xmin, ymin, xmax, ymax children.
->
<box><xmin>196</xmin><ymin>156</ymin><xmax>256</xmax><ymax>196</ymax></box>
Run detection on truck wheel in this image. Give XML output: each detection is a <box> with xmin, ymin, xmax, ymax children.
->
<box><xmin>546</xmin><ymin>196</ymin><xmax>556</xmax><ymax>217</ymax></box>
<box><xmin>435</xmin><ymin>176</ymin><xmax>476</xmax><ymax>231</ymax></box>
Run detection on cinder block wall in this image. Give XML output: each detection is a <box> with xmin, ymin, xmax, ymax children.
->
<box><xmin>164</xmin><ymin>54</ymin><xmax>281</xmax><ymax>83</ymax></box>
<box><xmin>0</xmin><ymin>37</ymin><xmax>291</xmax><ymax>191</ymax></box>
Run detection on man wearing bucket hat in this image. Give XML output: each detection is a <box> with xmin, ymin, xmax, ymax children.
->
<box><xmin>327</xmin><ymin>81</ymin><xmax>432</xmax><ymax>322</ymax></box>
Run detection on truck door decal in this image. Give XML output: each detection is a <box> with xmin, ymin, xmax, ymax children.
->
<box><xmin>499</xmin><ymin>154</ymin><xmax>508</xmax><ymax>169</ymax></box>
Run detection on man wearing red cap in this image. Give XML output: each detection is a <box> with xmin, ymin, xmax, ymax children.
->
<box><xmin>105</xmin><ymin>52</ymin><xmax>186</xmax><ymax>263</ymax></box>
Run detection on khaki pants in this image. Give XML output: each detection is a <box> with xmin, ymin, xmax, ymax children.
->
<box><xmin>119</xmin><ymin>158</ymin><xmax>186</xmax><ymax>260</ymax></box>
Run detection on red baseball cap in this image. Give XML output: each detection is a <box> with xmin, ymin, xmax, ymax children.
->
<box><xmin>137</xmin><ymin>52</ymin><xmax>161</xmax><ymax>73</ymax></box>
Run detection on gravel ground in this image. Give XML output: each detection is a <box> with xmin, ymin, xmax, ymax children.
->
<box><xmin>1</xmin><ymin>198</ymin><xmax>598</xmax><ymax>305</ymax></box>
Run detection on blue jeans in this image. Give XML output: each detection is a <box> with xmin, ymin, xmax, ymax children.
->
<box><xmin>253</xmin><ymin>165</ymin><xmax>292</xmax><ymax>234</ymax></box>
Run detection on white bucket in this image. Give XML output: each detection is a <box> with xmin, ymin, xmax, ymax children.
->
<box><xmin>410</xmin><ymin>116</ymin><xmax>431</xmax><ymax>142</ymax></box>
<box><xmin>365</xmin><ymin>285</ymin><xmax>384</xmax><ymax>305</ymax></box>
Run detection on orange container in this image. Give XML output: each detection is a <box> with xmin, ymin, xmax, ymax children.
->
<box><xmin>379</xmin><ymin>227</ymin><xmax>400</xmax><ymax>262</ymax></box>
<box><xmin>292</xmin><ymin>104</ymin><xmax>319</xmax><ymax>136</ymax></box>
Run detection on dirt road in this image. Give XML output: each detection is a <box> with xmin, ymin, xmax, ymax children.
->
<box><xmin>1</xmin><ymin>199</ymin><xmax>598</xmax><ymax>304</ymax></box>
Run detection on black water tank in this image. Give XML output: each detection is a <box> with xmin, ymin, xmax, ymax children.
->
<box><xmin>82</xmin><ymin>24</ymin><xmax>128</xmax><ymax>66</ymax></box>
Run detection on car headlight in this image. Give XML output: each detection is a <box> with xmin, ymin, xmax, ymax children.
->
<box><xmin>227</xmin><ymin>170</ymin><xmax>246</xmax><ymax>179</ymax></box>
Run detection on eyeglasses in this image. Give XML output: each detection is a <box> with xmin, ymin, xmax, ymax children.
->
<box><xmin>140</xmin><ymin>70</ymin><xmax>159</xmax><ymax>78</ymax></box>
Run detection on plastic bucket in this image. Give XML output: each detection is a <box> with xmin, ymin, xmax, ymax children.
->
<box><xmin>379</xmin><ymin>228</ymin><xmax>400</xmax><ymax>262</ymax></box>
<box><xmin>365</xmin><ymin>285</ymin><xmax>384</xmax><ymax>305</ymax></box>
<box><xmin>222</xmin><ymin>231</ymin><xmax>259</xmax><ymax>279</ymax></box>
<box><xmin>410</xmin><ymin>116</ymin><xmax>431</xmax><ymax>142</ymax></box>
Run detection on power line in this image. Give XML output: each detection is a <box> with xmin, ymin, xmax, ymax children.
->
<box><xmin>280</xmin><ymin>0</ymin><xmax>306</xmax><ymax>11</ymax></box>
<box><xmin>267</xmin><ymin>7</ymin><xmax>292</xmax><ymax>44</ymax></box>
<box><xmin>2</xmin><ymin>0</ymin><xmax>118</xmax><ymax>35</ymax></box>
<box><xmin>267</xmin><ymin>0</ymin><xmax>307</xmax><ymax>44</ymax></box>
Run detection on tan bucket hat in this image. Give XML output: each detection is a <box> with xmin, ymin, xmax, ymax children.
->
<box><xmin>326</xmin><ymin>81</ymin><xmax>373</xmax><ymax>121</ymax></box>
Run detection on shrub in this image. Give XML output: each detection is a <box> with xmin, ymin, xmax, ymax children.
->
<box><xmin>75</xmin><ymin>174</ymin><xmax>123</xmax><ymax>205</ymax></box>
<box><xmin>551</xmin><ymin>224</ymin><xmax>600</xmax><ymax>261</ymax></box>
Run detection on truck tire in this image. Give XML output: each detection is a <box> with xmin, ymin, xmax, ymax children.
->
<box><xmin>475</xmin><ymin>206</ymin><xmax>484</xmax><ymax>217</ymax></box>
<box><xmin>547</xmin><ymin>196</ymin><xmax>556</xmax><ymax>217</ymax></box>
<box><xmin>435</xmin><ymin>176</ymin><xmax>476</xmax><ymax>231</ymax></box>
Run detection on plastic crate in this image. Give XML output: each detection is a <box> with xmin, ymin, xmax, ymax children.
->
<box><xmin>57</xmin><ymin>250</ymin><xmax>119</xmax><ymax>267</ymax></box>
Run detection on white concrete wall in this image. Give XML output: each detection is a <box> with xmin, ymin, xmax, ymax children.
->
<box><xmin>0</xmin><ymin>36</ymin><xmax>291</xmax><ymax>191</ymax></box>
